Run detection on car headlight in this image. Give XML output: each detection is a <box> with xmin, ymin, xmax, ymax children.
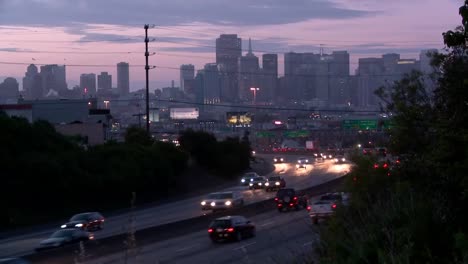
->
<box><xmin>342</xmin><ymin>158</ymin><xmax>346</xmax><ymax>162</ymax></box>
<box><xmin>280</xmin><ymin>158</ymin><xmax>284</xmax><ymax>161</ymax></box>
<box><xmin>265</xmin><ymin>182</ymin><xmax>269</xmax><ymax>186</ymax></box>
<box><xmin>298</xmin><ymin>161</ymin><xmax>301</xmax><ymax>163</ymax></box>
<box><xmin>250</xmin><ymin>178</ymin><xmax>254</xmax><ymax>182</ymax></box>
<box><xmin>259</xmin><ymin>183</ymin><xmax>262</xmax><ymax>186</ymax></box>
<box><xmin>225</xmin><ymin>201</ymin><xmax>232</xmax><ymax>206</ymax></box>
<box><xmin>201</xmin><ymin>201</ymin><xmax>206</xmax><ymax>206</ymax></box>
<box><xmin>334</xmin><ymin>158</ymin><xmax>338</xmax><ymax>162</ymax></box>
<box><xmin>61</xmin><ymin>224</ymin><xmax>66</xmax><ymax>228</ymax></box>
<box><xmin>274</xmin><ymin>159</ymin><xmax>277</xmax><ymax>162</ymax></box>
<box><xmin>210</xmin><ymin>202</ymin><xmax>216</xmax><ymax>206</ymax></box>
<box><xmin>241</xmin><ymin>179</ymin><xmax>245</xmax><ymax>183</ymax></box>
<box><xmin>249</xmin><ymin>183</ymin><xmax>253</xmax><ymax>186</ymax></box>
<box><xmin>75</xmin><ymin>223</ymin><xmax>83</xmax><ymax>227</ymax></box>
<box><xmin>296</xmin><ymin>164</ymin><xmax>300</xmax><ymax>168</ymax></box>
<box><xmin>275</xmin><ymin>182</ymin><xmax>280</xmax><ymax>186</ymax></box>
<box><xmin>306</xmin><ymin>160</ymin><xmax>309</xmax><ymax>163</ymax></box>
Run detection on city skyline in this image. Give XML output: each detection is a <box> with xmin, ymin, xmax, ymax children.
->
<box><xmin>0</xmin><ymin>0</ymin><xmax>463</xmax><ymax>90</ymax></box>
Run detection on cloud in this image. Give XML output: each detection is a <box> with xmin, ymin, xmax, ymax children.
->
<box><xmin>0</xmin><ymin>0</ymin><xmax>376</xmax><ymax>28</ymax></box>
<box><xmin>0</xmin><ymin>47</ymin><xmax>20</xmax><ymax>52</ymax></box>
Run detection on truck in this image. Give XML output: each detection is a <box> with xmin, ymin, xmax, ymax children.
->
<box><xmin>307</xmin><ymin>192</ymin><xmax>350</xmax><ymax>224</ymax></box>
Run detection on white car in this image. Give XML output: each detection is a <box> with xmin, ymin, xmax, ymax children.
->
<box><xmin>201</xmin><ymin>191</ymin><xmax>244</xmax><ymax>211</ymax></box>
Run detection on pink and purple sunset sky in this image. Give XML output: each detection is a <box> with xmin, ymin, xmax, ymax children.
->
<box><xmin>0</xmin><ymin>0</ymin><xmax>464</xmax><ymax>91</ymax></box>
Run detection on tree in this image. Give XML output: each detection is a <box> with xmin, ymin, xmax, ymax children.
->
<box><xmin>124</xmin><ymin>126</ymin><xmax>152</xmax><ymax>146</ymax></box>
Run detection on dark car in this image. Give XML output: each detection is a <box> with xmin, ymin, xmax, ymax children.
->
<box><xmin>264</xmin><ymin>176</ymin><xmax>286</xmax><ymax>192</ymax></box>
<box><xmin>208</xmin><ymin>215</ymin><xmax>256</xmax><ymax>243</ymax></box>
<box><xmin>61</xmin><ymin>212</ymin><xmax>105</xmax><ymax>231</ymax></box>
<box><xmin>240</xmin><ymin>172</ymin><xmax>259</xmax><ymax>186</ymax></box>
<box><xmin>35</xmin><ymin>228</ymin><xmax>94</xmax><ymax>251</ymax></box>
<box><xmin>274</xmin><ymin>188</ymin><xmax>308</xmax><ymax>212</ymax></box>
<box><xmin>0</xmin><ymin>258</ymin><xmax>31</xmax><ymax>264</ymax></box>
<box><xmin>249</xmin><ymin>176</ymin><xmax>267</xmax><ymax>190</ymax></box>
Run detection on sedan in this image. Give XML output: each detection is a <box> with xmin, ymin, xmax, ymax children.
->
<box><xmin>265</xmin><ymin>176</ymin><xmax>286</xmax><ymax>192</ymax></box>
<box><xmin>273</xmin><ymin>156</ymin><xmax>284</xmax><ymax>163</ymax></box>
<box><xmin>35</xmin><ymin>228</ymin><xmax>94</xmax><ymax>251</ymax></box>
<box><xmin>61</xmin><ymin>212</ymin><xmax>105</xmax><ymax>231</ymax></box>
<box><xmin>208</xmin><ymin>215</ymin><xmax>255</xmax><ymax>243</ymax></box>
<box><xmin>249</xmin><ymin>176</ymin><xmax>267</xmax><ymax>190</ymax></box>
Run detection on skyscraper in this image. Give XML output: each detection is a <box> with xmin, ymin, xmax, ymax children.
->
<box><xmin>80</xmin><ymin>73</ymin><xmax>97</xmax><ymax>96</ymax></box>
<box><xmin>23</xmin><ymin>64</ymin><xmax>42</xmax><ymax>99</ymax></box>
<box><xmin>216</xmin><ymin>34</ymin><xmax>241</xmax><ymax>102</ymax></box>
<box><xmin>97</xmin><ymin>72</ymin><xmax>112</xmax><ymax>91</ymax></box>
<box><xmin>262</xmin><ymin>53</ymin><xmax>278</xmax><ymax>102</ymax></box>
<box><xmin>0</xmin><ymin>77</ymin><xmax>19</xmax><ymax>100</ymax></box>
<box><xmin>180</xmin><ymin>64</ymin><xmax>195</xmax><ymax>93</ymax></box>
<box><xmin>238</xmin><ymin>38</ymin><xmax>260</xmax><ymax>102</ymax></box>
<box><xmin>117</xmin><ymin>62</ymin><xmax>130</xmax><ymax>96</ymax></box>
<box><xmin>40</xmin><ymin>64</ymin><xmax>67</xmax><ymax>96</ymax></box>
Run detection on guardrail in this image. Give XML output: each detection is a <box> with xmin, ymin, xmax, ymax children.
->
<box><xmin>25</xmin><ymin>177</ymin><xmax>346</xmax><ymax>263</ymax></box>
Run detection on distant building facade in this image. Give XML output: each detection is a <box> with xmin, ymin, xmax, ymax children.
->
<box><xmin>80</xmin><ymin>73</ymin><xmax>97</xmax><ymax>96</ymax></box>
<box><xmin>180</xmin><ymin>64</ymin><xmax>195</xmax><ymax>93</ymax></box>
<box><xmin>117</xmin><ymin>62</ymin><xmax>130</xmax><ymax>96</ymax></box>
<box><xmin>216</xmin><ymin>34</ymin><xmax>242</xmax><ymax>102</ymax></box>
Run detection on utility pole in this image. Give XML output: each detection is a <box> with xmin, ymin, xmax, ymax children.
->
<box><xmin>144</xmin><ymin>24</ymin><xmax>150</xmax><ymax>134</ymax></box>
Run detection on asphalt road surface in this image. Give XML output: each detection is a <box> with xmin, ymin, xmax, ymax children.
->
<box><xmin>0</xmin><ymin>154</ymin><xmax>350</xmax><ymax>258</ymax></box>
<box><xmin>85</xmin><ymin>204</ymin><xmax>321</xmax><ymax>264</ymax></box>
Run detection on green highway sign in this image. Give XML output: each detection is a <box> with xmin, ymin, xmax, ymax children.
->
<box><xmin>342</xmin><ymin>120</ymin><xmax>378</xmax><ymax>130</ymax></box>
<box><xmin>283</xmin><ymin>130</ymin><xmax>309</xmax><ymax>138</ymax></box>
<box><xmin>256</xmin><ymin>131</ymin><xmax>276</xmax><ymax>138</ymax></box>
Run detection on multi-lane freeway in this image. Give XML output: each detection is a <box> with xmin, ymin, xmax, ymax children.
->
<box><xmin>0</xmin><ymin>154</ymin><xmax>350</xmax><ymax>260</ymax></box>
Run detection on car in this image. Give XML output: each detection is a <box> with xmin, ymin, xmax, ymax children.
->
<box><xmin>0</xmin><ymin>258</ymin><xmax>31</xmax><ymax>264</ymax></box>
<box><xmin>274</xmin><ymin>188</ymin><xmax>308</xmax><ymax>212</ymax></box>
<box><xmin>315</xmin><ymin>156</ymin><xmax>324</xmax><ymax>163</ymax></box>
<box><xmin>208</xmin><ymin>215</ymin><xmax>256</xmax><ymax>243</ymax></box>
<box><xmin>249</xmin><ymin>176</ymin><xmax>267</xmax><ymax>190</ymax></box>
<box><xmin>240</xmin><ymin>172</ymin><xmax>259</xmax><ymax>186</ymax></box>
<box><xmin>264</xmin><ymin>176</ymin><xmax>286</xmax><ymax>191</ymax></box>
<box><xmin>273</xmin><ymin>156</ymin><xmax>284</xmax><ymax>163</ymax></box>
<box><xmin>334</xmin><ymin>155</ymin><xmax>346</xmax><ymax>164</ymax></box>
<box><xmin>60</xmin><ymin>212</ymin><xmax>105</xmax><ymax>231</ymax></box>
<box><xmin>35</xmin><ymin>228</ymin><xmax>94</xmax><ymax>251</ymax></box>
<box><xmin>200</xmin><ymin>191</ymin><xmax>244</xmax><ymax>211</ymax></box>
<box><xmin>307</xmin><ymin>192</ymin><xmax>350</xmax><ymax>224</ymax></box>
<box><xmin>296</xmin><ymin>157</ymin><xmax>309</xmax><ymax>169</ymax></box>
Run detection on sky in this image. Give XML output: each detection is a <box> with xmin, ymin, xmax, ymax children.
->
<box><xmin>0</xmin><ymin>0</ymin><xmax>464</xmax><ymax>91</ymax></box>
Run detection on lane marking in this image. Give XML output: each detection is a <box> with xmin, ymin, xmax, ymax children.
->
<box><xmin>175</xmin><ymin>244</ymin><xmax>198</xmax><ymax>252</ymax></box>
<box><xmin>303</xmin><ymin>241</ymin><xmax>313</xmax><ymax>247</ymax></box>
<box><xmin>260</xmin><ymin>221</ymin><xmax>275</xmax><ymax>226</ymax></box>
<box><xmin>233</xmin><ymin>242</ymin><xmax>256</xmax><ymax>251</ymax></box>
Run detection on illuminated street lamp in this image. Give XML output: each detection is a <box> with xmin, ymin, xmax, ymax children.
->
<box><xmin>103</xmin><ymin>100</ymin><xmax>110</xmax><ymax>109</ymax></box>
<box><xmin>250</xmin><ymin>87</ymin><xmax>260</xmax><ymax>104</ymax></box>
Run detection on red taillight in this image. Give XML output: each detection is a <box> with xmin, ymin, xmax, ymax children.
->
<box><xmin>289</xmin><ymin>203</ymin><xmax>294</xmax><ymax>207</ymax></box>
<box><xmin>227</xmin><ymin>227</ymin><xmax>234</xmax><ymax>232</ymax></box>
<box><xmin>307</xmin><ymin>206</ymin><xmax>311</xmax><ymax>211</ymax></box>
<box><xmin>374</xmin><ymin>164</ymin><xmax>379</xmax><ymax>169</ymax></box>
<box><xmin>101</xmin><ymin>219</ymin><xmax>105</xmax><ymax>222</ymax></box>
<box><xmin>293</xmin><ymin>197</ymin><xmax>298</xmax><ymax>200</ymax></box>
<box><xmin>332</xmin><ymin>204</ymin><xmax>337</xmax><ymax>209</ymax></box>
<box><xmin>274</xmin><ymin>197</ymin><xmax>278</xmax><ymax>201</ymax></box>
<box><xmin>208</xmin><ymin>228</ymin><xmax>213</xmax><ymax>233</ymax></box>
<box><xmin>277</xmin><ymin>203</ymin><xmax>282</xmax><ymax>207</ymax></box>
<box><xmin>396</xmin><ymin>160</ymin><xmax>400</xmax><ymax>164</ymax></box>
<box><xmin>383</xmin><ymin>163</ymin><xmax>388</xmax><ymax>168</ymax></box>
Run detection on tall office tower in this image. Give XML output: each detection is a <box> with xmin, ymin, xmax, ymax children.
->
<box><xmin>40</xmin><ymin>64</ymin><xmax>67</xmax><ymax>96</ymax></box>
<box><xmin>0</xmin><ymin>77</ymin><xmax>19</xmax><ymax>100</ymax></box>
<box><xmin>180</xmin><ymin>64</ymin><xmax>195</xmax><ymax>93</ymax></box>
<box><xmin>23</xmin><ymin>64</ymin><xmax>42</xmax><ymax>99</ymax></box>
<box><xmin>356</xmin><ymin>58</ymin><xmax>385</xmax><ymax>107</ymax></box>
<box><xmin>238</xmin><ymin>38</ymin><xmax>260</xmax><ymax>102</ymax></box>
<box><xmin>216</xmin><ymin>34</ymin><xmax>241</xmax><ymax>102</ymax></box>
<box><xmin>117</xmin><ymin>62</ymin><xmax>130</xmax><ymax>96</ymax></box>
<box><xmin>262</xmin><ymin>53</ymin><xmax>278</xmax><ymax>102</ymax></box>
<box><xmin>97</xmin><ymin>72</ymin><xmax>112</xmax><ymax>90</ymax></box>
<box><xmin>329</xmin><ymin>51</ymin><xmax>350</xmax><ymax>105</ymax></box>
<box><xmin>80</xmin><ymin>73</ymin><xmax>97</xmax><ymax>96</ymax></box>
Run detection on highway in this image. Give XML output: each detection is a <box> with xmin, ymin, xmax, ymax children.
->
<box><xmin>86</xmin><ymin>205</ymin><xmax>320</xmax><ymax>264</ymax></box>
<box><xmin>0</xmin><ymin>154</ymin><xmax>350</xmax><ymax>259</ymax></box>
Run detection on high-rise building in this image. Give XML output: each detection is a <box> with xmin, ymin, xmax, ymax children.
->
<box><xmin>80</xmin><ymin>73</ymin><xmax>97</xmax><ymax>96</ymax></box>
<box><xmin>238</xmin><ymin>38</ymin><xmax>260</xmax><ymax>102</ymax></box>
<box><xmin>180</xmin><ymin>64</ymin><xmax>195</xmax><ymax>93</ymax></box>
<box><xmin>284</xmin><ymin>52</ymin><xmax>303</xmax><ymax>77</ymax></box>
<box><xmin>329</xmin><ymin>51</ymin><xmax>350</xmax><ymax>105</ymax></box>
<box><xmin>357</xmin><ymin>58</ymin><xmax>385</xmax><ymax>107</ymax></box>
<box><xmin>40</xmin><ymin>64</ymin><xmax>67</xmax><ymax>96</ymax></box>
<box><xmin>117</xmin><ymin>62</ymin><xmax>130</xmax><ymax>96</ymax></box>
<box><xmin>0</xmin><ymin>77</ymin><xmax>19</xmax><ymax>100</ymax></box>
<box><xmin>216</xmin><ymin>34</ymin><xmax>241</xmax><ymax>102</ymax></box>
<box><xmin>97</xmin><ymin>72</ymin><xmax>112</xmax><ymax>91</ymax></box>
<box><xmin>262</xmin><ymin>53</ymin><xmax>278</xmax><ymax>102</ymax></box>
<box><xmin>23</xmin><ymin>64</ymin><xmax>42</xmax><ymax>99</ymax></box>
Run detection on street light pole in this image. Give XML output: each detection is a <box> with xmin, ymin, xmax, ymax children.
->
<box><xmin>144</xmin><ymin>24</ymin><xmax>150</xmax><ymax>134</ymax></box>
<box><xmin>250</xmin><ymin>87</ymin><xmax>259</xmax><ymax>105</ymax></box>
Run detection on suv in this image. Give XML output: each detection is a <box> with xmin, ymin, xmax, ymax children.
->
<box><xmin>265</xmin><ymin>176</ymin><xmax>286</xmax><ymax>192</ymax></box>
<box><xmin>274</xmin><ymin>188</ymin><xmax>308</xmax><ymax>212</ymax></box>
<box><xmin>201</xmin><ymin>191</ymin><xmax>244</xmax><ymax>211</ymax></box>
<box><xmin>296</xmin><ymin>157</ymin><xmax>309</xmax><ymax>169</ymax></box>
<box><xmin>60</xmin><ymin>212</ymin><xmax>105</xmax><ymax>231</ymax></box>
<box><xmin>240</xmin><ymin>172</ymin><xmax>259</xmax><ymax>186</ymax></box>
<box><xmin>249</xmin><ymin>176</ymin><xmax>267</xmax><ymax>190</ymax></box>
<box><xmin>208</xmin><ymin>215</ymin><xmax>256</xmax><ymax>243</ymax></box>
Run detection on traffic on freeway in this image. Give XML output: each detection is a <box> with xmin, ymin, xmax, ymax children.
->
<box><xmin>0</xmin><ymin>154</ymin><xmax>350</xmax><ymax>260</ymax></box>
